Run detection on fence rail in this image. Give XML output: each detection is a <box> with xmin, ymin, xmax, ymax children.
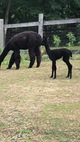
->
<box><xmin>5</xmin><ymin>22</ymin><xmax>39</xmax><ymax>29</ymax></box>
<box><xmin>44</xmin><ymin>18</ymin><xmax>80</xmax><ymax>26</ymax></box>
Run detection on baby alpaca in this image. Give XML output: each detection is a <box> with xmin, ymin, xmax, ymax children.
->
<box><xmin>43</xmin><ymin>38</ymin><xmax>72</xmax><ymax>79</ymax></box>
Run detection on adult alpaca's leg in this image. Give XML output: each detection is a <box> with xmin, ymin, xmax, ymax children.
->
<box><xmin>35</xmin><ymin>47</ymin><xmax>41</xmax><ymax>67</ymax></box>
<box><xmin>14</xmin><ymin>50</ymin><xmax>21</xmax><ymax>69</ymax></box>
<box><xmin>7</xmin><ymin>50</ymin><xmax>21</xmax><ymax>69</ymax></box>
<box><xmin>51</xmin><ymin>61</ymin><xmax>57</xmax><ymax>79</ymax></box>
<box><xmin>7</xmin><ymin>52</ymin><xmax>15</xmax><ymax>69</ymax></box>
<box><xmin>28</xmin><ymin>49</ymin><xmax>35</xmax><ymax>68</ymax></box>
<box><xmin>63</xmin><ymin>57</ymin><xmax>72</xmax><ymax>79</ymax></box>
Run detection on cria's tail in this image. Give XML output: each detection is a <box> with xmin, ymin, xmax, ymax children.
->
<box><xmin>69</xmin><ymin>50</ymin><xmax>72</xmax><ymax>57</ymax></box>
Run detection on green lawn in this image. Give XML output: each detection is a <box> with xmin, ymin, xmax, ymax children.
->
<box><xmin>0</xmin><ymin>53</ymin><xmax>80</xmax><ymax>142</ymax></box>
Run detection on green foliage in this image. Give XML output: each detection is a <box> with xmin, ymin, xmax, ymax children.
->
<box><xmin>53</xmin><ymin>35</ymin><xmax>61</xmax><ymax>47</ymax></box>
<box><xmin>0</xmin><ymin>0</ymin><xmax>80</xmax><ymax>23</ymax></box>
<box><xmin>78</xmin><ymin>41</ymin><xmax>80</xmax><ymax>46</ymax></box>
<box><xmin>66</xmin><ymin>32</ymin><xmax>76</xmax><ymax>47</ymax></box>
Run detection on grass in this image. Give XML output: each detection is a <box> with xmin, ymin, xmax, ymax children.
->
<box><xmin>0</xmin><ymin>53</ymin><xmax>80</xmax><ymax>142</ymax></box>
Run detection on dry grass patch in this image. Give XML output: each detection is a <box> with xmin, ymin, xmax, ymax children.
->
<box><xmin>0</xmin><ymin>59</ymin><xmax>80</xmax><ymax>142</ymax></box>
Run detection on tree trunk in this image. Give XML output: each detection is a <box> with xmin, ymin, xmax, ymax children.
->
<box><xmin>5</xmin><ymin>0</ymin><xmax>12</xmax><ymax>35</ymax></box>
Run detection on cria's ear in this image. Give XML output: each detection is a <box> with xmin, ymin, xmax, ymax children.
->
<box><xmin>43</xmin><ymin>36</ymin><xmax>48</xmax><ymax>42</ymax></box>
<box><xmin>42</xmin><ymin>36</ymin><xmax>49</xmax><ymax>46</ymax></box>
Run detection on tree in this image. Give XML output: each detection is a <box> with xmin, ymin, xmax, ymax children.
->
<box><xmin>0</xmin><ymin>0</ymin><xmax>80</xmax><ymax>24</ymax></box>
<box><xmin>5</xmin><ymin>0</ymin><xmax>12</xmax><ymax>25</ymax></box>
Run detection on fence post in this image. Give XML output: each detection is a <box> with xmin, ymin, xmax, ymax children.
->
<box><xmin>38</xmin><ymin>13</ymin><xmax>43</xmax><ymax>38</ymax></box>
<box><xmin>0</xmin><ymin>19</ymin><xmax>4</xmax><ymax>48</ymax></box>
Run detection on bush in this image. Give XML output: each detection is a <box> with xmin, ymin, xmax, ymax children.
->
<box><xmin>66</xmin><ymin>32</ymin><xmax>76</xmax><ymax>47</ymax></box>
<box><xmin>53</xmin><ymin>35</ymin><xmax>61</xmax><ymax>47</ymax></box>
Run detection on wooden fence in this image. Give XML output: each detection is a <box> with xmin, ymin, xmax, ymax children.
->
<box><xmin>0</xmin><ymin>13</ymin><xmax>80</xmax><ymax>48</ymax></box>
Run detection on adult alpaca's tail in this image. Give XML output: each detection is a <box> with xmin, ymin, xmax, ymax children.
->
<box><xmin>0</xmin><ymin>42</ymin><xmax>10</xmax><ymax>66</ymax></box>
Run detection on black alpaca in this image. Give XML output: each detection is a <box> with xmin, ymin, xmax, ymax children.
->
<box><xmin>0</xmin><ymin>31</ymin><xmax>43</xmax><ymax>69</ymax></box>
<box><xmin>43</xmin><ymin>38</ymin><xmax>72</xmax><ymax>79</ymax></box>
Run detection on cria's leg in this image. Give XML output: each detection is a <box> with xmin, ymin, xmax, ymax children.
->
<box><xmin>68</xmin><ymin>63</ymin><xmax>72</xmax><ymax>79</ymax></box>
<box><xmin>50</xmin><ymin>61</ymin><xmax>56</xmax><ymax>79</ymax></box>
<box><xmin>28</xmin><ymin>49</ymin><xmax>35</xmax><ymax>68</ymax></box>
<box><xmin>63</xmin><ymin>57</ymin><xmax>72</xmax><ymax>79</ymax></box>
<box><xmin>66</xmin><ymin>70</ymin><xmax>69</xmax><ymax>78</ymax></box>
<box><xmin>7</xmin><ymin>52</ymin><xmax>15</xmax><ymax>69</ymax></box>
<box><xmin>66</xmin><ymin>64</ymin><xmax>72</xmax><ymax>79</ymax></box>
